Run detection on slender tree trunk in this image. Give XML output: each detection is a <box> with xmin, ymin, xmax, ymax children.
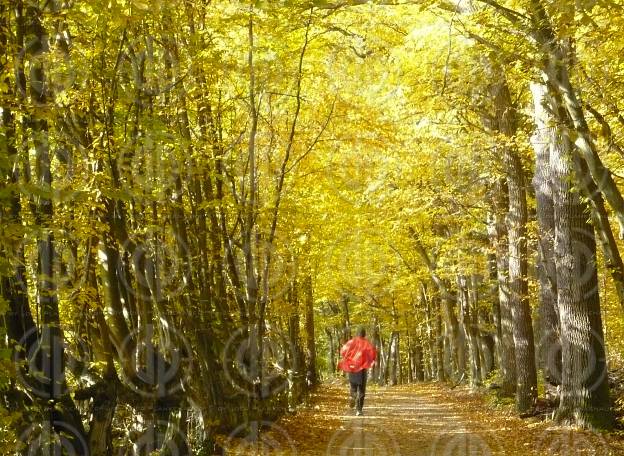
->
<box><xmin>413</xmin><ymin>333</ymin><xmax>425</xmax><ymax>382</ymax></box>
<box><xmin>491</xmin><ymin>75</ymin><xmax>538</xmax><ymax>412</ymax></box>
<box><xmin>371</xmin><ymin>317</ymin><xmax>381</xmax><ymax>383</ymax></box>
<box><xmin>468</xmin><ymin>275</ymin><xmax>483</xmax><ymax>386</ymax></box>
<box><xmin>458</xmin><ymin>275</ymin><xmax>482</xmax><ymax>387</ymax></box>
<box><xmin>390</xmin><ymin>331</ymin><xmax>399</xmax><ymax>386</ymax></box>
<box><xmin>477</xmin><ymin>307</ymin><xmax>495</xmax><ymax>380</ymax></box>
<box><xmin>486</xmin><ymin>247</ymin><xmax>502</xmax><ymax>375</ymax></box>
<box><xmin>407</xmin><ymin>333</ymin><xmax>414</xmax><ymax>383</ymax></box>
<box><xmin>303</xmin><ymin>275</ymin><xmax>317</xmax><ymax>386</ymax></box>
<box><xmin>326</xmin><ymin>327</ymin><xmax>336</xmax><ymax>374</ymax></box>
<box><xmin>413</xmin><ymin>238</ymin><xmax>464</xmax><ymax>380</ymax></box>
<box><xmin>17</xmin><ymin>1</ymin><xmax>87</xmax><ymax>448</ymax></box>
<box><xmin>341</xmin><ymin>294</ymin><xmax>351</xmax><ymax>344</ymax></box>
<box><xmin>434</xmin><ymin>297</ymin><xmax>446</xmax><ymax>381</ymax></box>
<box><xmin>287</xmin><ymin>279</ymin><xmax>305</xmax><ymax>406</ymax></box>
<box><xmin>488</xmin><ymin>181</ymin><xmax>516</xmax><ymax>395</ymax></box>
<box><xmin>423</xmin><ymin>285</ymin><xmax>438</xmax><ymax>381</ymax></box>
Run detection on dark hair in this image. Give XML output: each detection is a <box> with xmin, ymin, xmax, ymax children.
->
<box><xmin>357</xmin><ymin>327</ymin><xmax>366</xmax><ymax>338</ymax></box>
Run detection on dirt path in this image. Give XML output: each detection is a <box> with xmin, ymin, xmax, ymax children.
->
<box><xmin>220</xmin><ymin>381</ymin><xmax>621</xmax><ymax>455</ymax></box>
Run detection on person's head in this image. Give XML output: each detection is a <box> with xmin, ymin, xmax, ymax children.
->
<box><xmin>356</xmin><ymin>326</ymin><xmax>366</xmax><ymax>338</ymax></box>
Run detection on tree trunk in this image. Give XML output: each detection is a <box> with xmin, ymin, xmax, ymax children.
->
<box><xmin>530</xmin><ymin>82</ymin><xmax>561</xmax><ymax>389</ymax></box>
<box><xmin>287</xmin><ymin>279</ymin><xmax>305</xmax><ymax>407</ymax></box>
<box><xmin>412</xmin><ymin>237</ymin><xmax>465</xmax><ymax>380</ymax></box>
<box><xmin>423</xmin><ymin>285</ymin><xmax>438</xmax><ymax>381</ymax></box>
<box><xmin>326</xmin><ymin>327</ymin><xmax>336</xmax><ymax>374</ymax></box>
<box><xmin>486</xmin><ymin>248</ymin><xmax>502</xmax><ymax>375</ymax></box>
<box><xmin>340</xmin><ymin>294</ymin><xmax>351</xmax><ymax>345</ymax></box>
<box><xmin>458</xmin><ymin>275</ymin><xmax>481</xmax><ymax>387</ymax></box>
<box><xmin>491</xmin><ymin>75</ymin><xmax>538</xmax><ymax>412</ymax></box>
<box><xmin>413</xmin><ymin>334</ymin><xmax>425</xmax><ymax>382</ymax></box>
<box><xmin>371</xmin><ymin>317</ymin><xmax>381</xmax><ymax>383</ymax></box>
<box><xmin>538</xmin><ymin>80</ymin><xmax>614</xmax><ymax>429</ymax></box>
<box><xmin>530</xmin><ymin>0</ymin><xmax>624</xmax><ymax>242</ymax></box>
<box><xmin>468</xmin><ymin>275</ymin><xmax>483</xmax><ymax>386</ymax></box>
<box><xmin>407</xmin><ymin>333</ymin><xmax>414</xmax><ymax>383</ymax></box>
<box><xmin>303</xmin><ymin>275</ymin><xmax>317</xmax><ymax>386</ymax></box>
<box><xmin>488</xmin><ymin>181</ymin><xmax>516</xmax><ymax>395</ymax></box>
<box><xmin>15</xmin><ymin>2</ymin><xmax>87</xmax><ymax>449</ymax></box>
<box><xmin>390</xmin><ymin>331</ymin><xmax>399</xmax><ymax>386</ymax></box>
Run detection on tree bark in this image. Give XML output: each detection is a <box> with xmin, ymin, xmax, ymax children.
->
<box><xmin>303</xmin><ymin>275</ymin><xmax>317</xmax><ymax>386</ymax></box>
<box><xmin>536</xmin><ymin>80</ymin><xmax>614</xmax><ymax>429</ymax></box>
<box><xmin>326</xmin><ymin>327</ymin><xmax>336</xmax><ymax>374</ymax></box>
<box><xmin>15</xmin><ymin>2</ymin><xmax>87</xmax><ymax>449</ymax></box>
<box><xmin>487</xmin><ymin>181</ymin><xmax>516</xmax><ymax>395</ymax></box>
<box><xmin>530</xmin><ymin>82</ymin><xmax>562</xmax><ymax>389</ymax></box>
<box><xmin>413</xmin><ymin>238</ymin><xmax>465</xmax><ymax>380</ymax></box>
<box><xmin>490</xmin><ymin>75</ymin><xmax>537</xmax><ymax>412</ymax></box>
<box><xmin>458</xmin><ymin>275</ymin><xmax>481</xmax><ymax>387</ymax></box>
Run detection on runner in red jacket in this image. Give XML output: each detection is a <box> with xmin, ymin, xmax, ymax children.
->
<box><xmin>338</xmin><ymin>327</ymin><xmax>377</xmax><ymax>415</ymax></box>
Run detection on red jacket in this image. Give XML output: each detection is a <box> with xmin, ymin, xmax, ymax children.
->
<box><xmin>338</xmin><ymin>336</ymin><xmax>377</xmax><ymax>373</ymax></box>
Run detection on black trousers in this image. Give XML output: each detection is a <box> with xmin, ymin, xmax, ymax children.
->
<box><xmin>348</xmin><ymin>370</ymin><xmax>367</xmax><ymax>412</ymax></box>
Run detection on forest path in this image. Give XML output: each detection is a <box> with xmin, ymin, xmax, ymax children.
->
<box><xmin>220</xmin><ymin>380</ymin><xmax>621</xmax><ymax>455</ymax></box>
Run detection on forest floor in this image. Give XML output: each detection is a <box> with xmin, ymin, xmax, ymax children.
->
<box><xmin>219</xmin><ymin>379</ymin><xmax>624</xmax><ymax>455</ymax></box>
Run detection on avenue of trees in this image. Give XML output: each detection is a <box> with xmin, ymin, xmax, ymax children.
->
<box><xmin>2</xmin><ymin>0</ymin><xmax>624</xmax><ymax>454</ymax></box>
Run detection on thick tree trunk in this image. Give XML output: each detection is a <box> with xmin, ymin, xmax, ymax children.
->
<box><xmin>530</xmin><ymin>0</ymin><xmax>624</xmax><ymax>243</ymax></box>
<box><xmin>531</xmin><ymin>24</ymin><xmax>624</xmax><ymax>310</ymax></box>
<box><xmin>1</xmin><ymin>3</ymin><xmax>37</xmax><ymax>355</ymax></box>
<box><xmin>530</xmin><ymin>83</ymin><xmax>562</xmax><ymax>389</ymax></box>
<box><xmin>504</xmin><ymin>127</ymin><xmax>538</xmax><ymax>413</ymax></box>
<box><xmin>536</xmin><ymin>80</ymin><xmax>615</xmax><ymax>429</ymax></box>
<box><xmin>551</xmin><ymin>123</ymin><xmax>613</xmax><ymax>429</ymax></box>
